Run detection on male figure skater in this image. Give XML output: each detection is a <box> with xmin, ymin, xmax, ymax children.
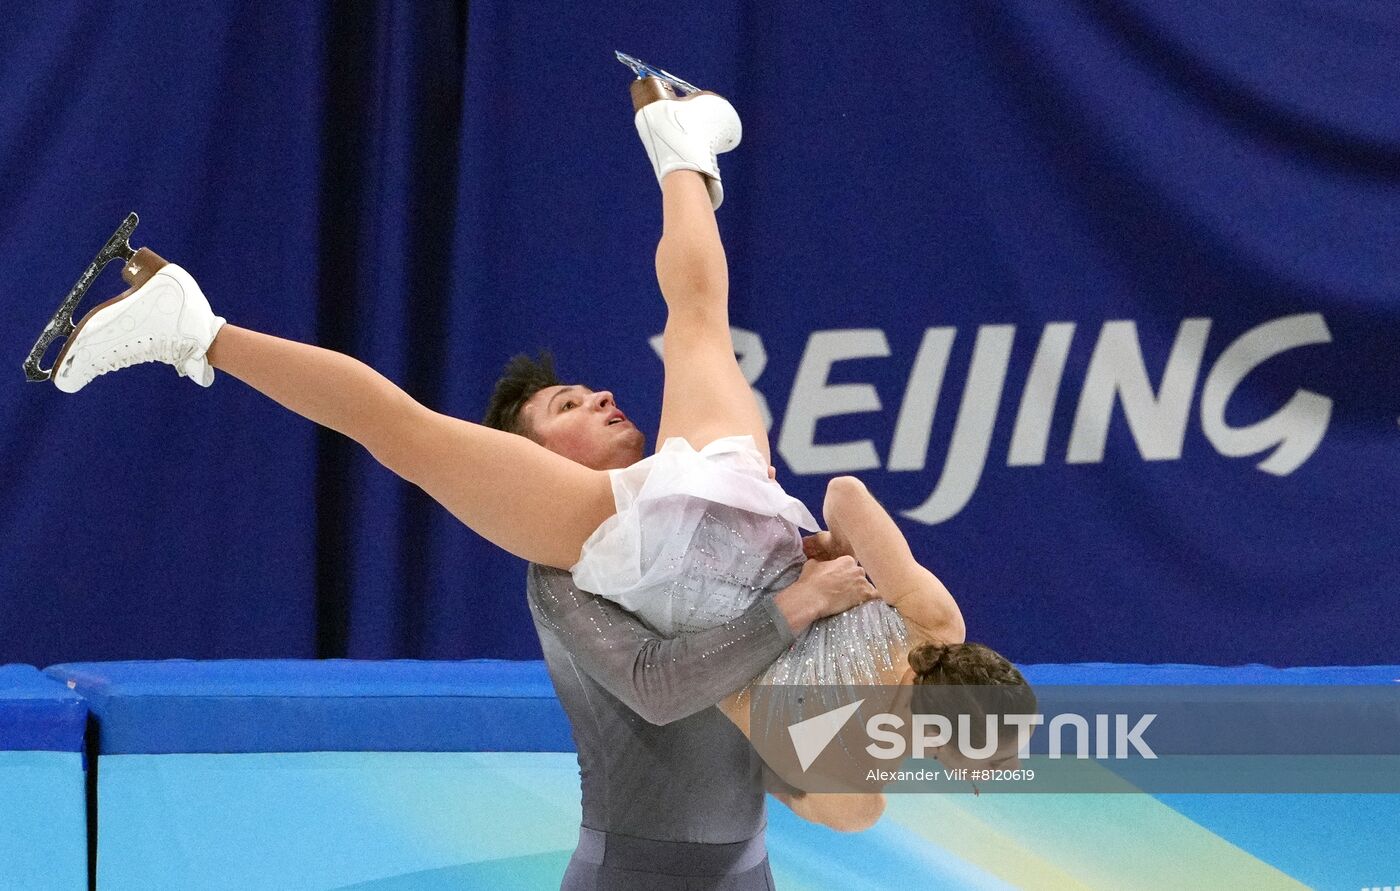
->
<box><xmin>484</xmin><ymin>356</ymin><xmax>875</xmax><ymax>889</ymax></box>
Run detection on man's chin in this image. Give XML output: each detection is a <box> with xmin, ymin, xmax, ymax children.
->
<box><xmin>620</xmin><ymin>431</ymin><xmax>646</xmax><ymax>464</ymax></box>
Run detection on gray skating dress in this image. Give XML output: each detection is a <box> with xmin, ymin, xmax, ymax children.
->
<box><xmin>571</xmin><ymin>435</ymin><xmax>908</xmax><ymax>688</ymax></box>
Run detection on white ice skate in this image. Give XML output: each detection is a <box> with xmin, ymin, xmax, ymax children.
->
<box><xmin>23</xmin><ymin>213</ymin><xmax>225</xmax><ymax>394</ymax></box>
<box><xmin>617</xmin><ymin>51</ymin><xmax>742</xmax><ymax>209</ymax></box>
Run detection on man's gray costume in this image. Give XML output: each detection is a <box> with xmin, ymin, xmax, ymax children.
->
<box><xmin>527</xmin><ymin>563</ymin><xmax>797</xmax><ymax>890</ymax></box>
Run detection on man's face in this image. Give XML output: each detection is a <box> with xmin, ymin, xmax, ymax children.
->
<box><xmin>520</xmin><ymin>384</ymin><xmax>646</xmax><ymax>470</ymax></box>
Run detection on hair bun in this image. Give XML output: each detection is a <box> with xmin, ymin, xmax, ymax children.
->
<box><xmin>908</xmin><ymin>642</ymin><xmax>949</xmax><ymax>676</ymax></box>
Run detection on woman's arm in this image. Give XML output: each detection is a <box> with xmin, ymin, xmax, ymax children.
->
<box><xmin>773</xmin><ymin>790</ymin><xmax>886</xmax><ymax>833</ymax></box>
<box><xmin>819</xmin><ymin>476</ymin><xmax>967</xmax><ymax>647</ymax></box>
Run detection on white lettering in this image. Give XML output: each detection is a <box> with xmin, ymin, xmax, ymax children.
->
<box><xmin>902</xmin><ymin>325</ymin><xmax>1016</xmax><ymax>524</ymax></box>
<box><xmin>1068</xmin><ymin>319</ymin><xmax>1211</xmax><ymax>463</ymax></box>
<box><xmin>958</xmin><ymin>713</ymin><xmax>1001</xmax><ymax>760</ymax></box>
<box><xmin>779</xmin><ymin>329</ymin><xmax>889</xmax><ymax>473</ymax></box>
<box><xmin>1008</xmin><ymin>322</ymin><xmax>1076</xmax><ymax>466</ymax></box>
<box><xmin>888</xmin><ymin>327</ymin><xmax>956</xmax><ymax>470</ymax></box>
<box><xmin>712</xmin><ymin>313</ymin><xmax>1330</xmax><ymax>523</ymax></box>
<box><xmin>1048</xmin><ymin>714</ymin><xmax>1089</xmax><ymax>758</ymax></box>
<box><xmin>1118</xmin><ymin>714</ymin><xmax>1157</xmax><ymax>759</ymax></box>
<box><xmin>911</xmin><ymin>714</ymin><xmax>952</xmax><ymax>759</ymax></box>
<box><xmin>864</xmin><ymin>714</ymin><xmax>906</xmax><ymax>759</ymax></box>
<box><xmin>1200</xmin><ymin>313</ymin><xmax>1332</xmax><ymax>475</ymax></box>
<box><xmin>1003</xmin><ymin>712</ymin><xmax>1045</xmax><ymax>757</ymax></box>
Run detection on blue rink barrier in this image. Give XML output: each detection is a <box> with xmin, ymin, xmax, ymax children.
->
<box><xmin>44</xmin><ymin>660</ymin><xmax>1400</xmax><ymax>891</ymax></box>
<box><xmin>46</xmin><ymin>659</ymin><xmax>578</xmax><ymax>891</ymax></box>
<box><xmin>0</xmin><ymin>664</ymin><xmax>88</xmax><ymax>891</ymax></box>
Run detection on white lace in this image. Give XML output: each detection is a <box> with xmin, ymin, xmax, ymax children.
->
<box><xmin>82</xmin><ymin>333</ymin><xmax>199</xmax><ymax>383</ymax></box>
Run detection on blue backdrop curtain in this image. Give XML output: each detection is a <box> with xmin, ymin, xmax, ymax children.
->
<box><xmin>2</xmin><ymin>1</ymin><xmax>1396</xmax><ymax>668</ymax></box>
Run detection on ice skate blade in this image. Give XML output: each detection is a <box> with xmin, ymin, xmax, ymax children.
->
<box><xmin>615</xmin><ymin>51</ymin><xmax>702</xmax><ymax>96</ymax></box>
<box><xmin>22</xmin><ymin>212</ymin><xmax>168</xmax><ymax>383</ymax></box>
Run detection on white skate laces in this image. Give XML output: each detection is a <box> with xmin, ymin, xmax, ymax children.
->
<box><xmin>619</xmin><ymin>52</ymin><xmax>741</xmax><ymax>209</ymax></box>
<box><xmin>85</xmin><ymin>332</ymin><xmax>199</xmax><ymax>381</ymax></box>
<box><xmin>52</xmin><ymin>265</ymin><xmax>226</xmax><ymax>394</ymax></box>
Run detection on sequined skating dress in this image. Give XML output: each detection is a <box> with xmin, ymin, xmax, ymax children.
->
<box><xmin>570</xmin><ymin>435</ymin><xmax>908</xmax><ymax>687</ymax></box>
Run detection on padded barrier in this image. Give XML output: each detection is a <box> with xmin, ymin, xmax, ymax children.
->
<box><xmin>1021</xmin><ymin>663</ymin><xmax>1400</xmax><ymax>757</ymax></box>
<box><xmin>46</xmin><ymin>659</ymin><xmax>1400</xmax><ymax>757</ymax></box>
<box><xmin>1022</xmin><ymin>664</ymin><xmax>1400</xmax><ymax>685</ymax></box>
<box><xmin>0</xmin><ymin>665</ymin><xmax>89</xmax><ymax>891</ymax></box>
<box><xmin>45</xmin><ymin>658</ymin><xmax>574</xmax><ymax>754</ymax></box>
<box><xmin>36</xmin><ymin>660</ymin><xmax>1400</xmax><ymax>891</ymax></box>
<box><xmin>0</xmin><ymin>663</ymin><xmax>87</xmax><ymax>753</ymax></box>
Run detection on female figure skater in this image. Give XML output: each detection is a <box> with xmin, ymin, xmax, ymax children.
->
<box><xmin>44</xmin><ymin>56</ymin><xmax>1029</xmax><ymax>828</ymax></box>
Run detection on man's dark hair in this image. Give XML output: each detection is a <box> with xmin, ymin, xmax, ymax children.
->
<box><xmin>482</xmin><ymin>351</ymin><xmax>562</xmax><ymax>439</ymax></box>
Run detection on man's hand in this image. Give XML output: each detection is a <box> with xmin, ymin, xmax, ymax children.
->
<box><xmin>773</xmin><ymin>555</ymin><xmax>876</xmax><ymax>636</ymax></box>
<box><xmin>797</xmin><ymin>555</ymin><xmax>875</xmax><ymax>614</ymax></box>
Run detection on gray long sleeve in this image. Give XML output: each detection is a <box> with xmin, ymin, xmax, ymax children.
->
<box><xmin>527</xmin><ymin>563</ymin><xmax>796</xmax><ymax>725</ymax></box>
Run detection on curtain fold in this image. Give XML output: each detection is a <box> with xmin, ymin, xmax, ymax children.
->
<box><xmin>1</xmin><ymin>0</ymin><xmax>1395</xmax><ymax>666</ymax></box>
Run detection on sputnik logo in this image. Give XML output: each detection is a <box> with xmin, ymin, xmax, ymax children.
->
<box><xmin>788</xmin><ymin>699</ymin><xmax>865</xmax><ymax>771</ymax></box>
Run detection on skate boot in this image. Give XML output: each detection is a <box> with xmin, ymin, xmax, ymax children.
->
<box><xmin>50</xmin><ymin>253</ymin><xmax>225</xmax><ymax>393</ymax></box>
<box><xmin>25</xmin><ymin>213</ymin><xmax>226</xmax><ymax>394</ymax></box>
<box><xmin>616</xmin><ymin>51</ymin><xmax>741</xmax><ymax>209</ymax></box>
<box><xmin>28</xmin><ymin>222</ymin><xmax>224</xmax><ymax>392</ymax></box>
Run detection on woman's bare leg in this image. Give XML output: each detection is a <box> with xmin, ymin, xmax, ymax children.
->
<box><xmin>207</xmin><ymin>325</ymin><xmax>614</xmax><ymax>569</ymax></box>
<box><xmin>653</xmin><ymin>171</ymin><xmax>770</xmax><ymax>463</ymax></box>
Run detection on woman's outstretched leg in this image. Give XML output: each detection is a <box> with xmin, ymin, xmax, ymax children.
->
<box><xmin>653</xmin><ymin>171</ymin><xmax>770</xmax><ymax>462</ymax></box>
<box><xmin>632</xmin><ymin>75</ymin><xmax>770</xmax><ymax>463</ymax></box>
<box><xmin>207</xmin><ymin>325</ymin><xmax>614</xmax><ymax>570</ymax></box>
<box><xmin>49</xmin><ymin>259</ymin><xmax>612</xmax><ymax>568</ymax></box>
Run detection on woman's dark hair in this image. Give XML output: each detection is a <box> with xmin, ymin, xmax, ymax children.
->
<box><xmin>482</xmin><ymin>351</ymin><xmax>562</xmax><ymax>438</ymax></box>
<box><xmin>908</xmin><ymin>641</ymin><xmax>1037</xmax><ymax>756</ymax></box>
<box><xmin>908</xmin><ymin>641</ymin><xmax>1026</xmax><ymax>688</ymax></box>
